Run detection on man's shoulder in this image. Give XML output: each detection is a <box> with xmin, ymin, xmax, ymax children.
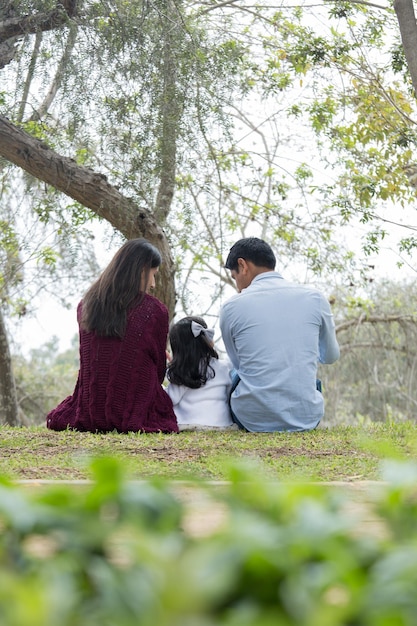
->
<box><xmin>220</xmin><ymin>291</ymin><xmax>242</xmax><ymax>316</ymax></box>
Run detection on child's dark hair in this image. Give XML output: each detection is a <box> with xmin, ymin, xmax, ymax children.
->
<box><xmin>167</xmin><ymin>316</ymin><xmax>218</xmax><ymax>389</ymax></box>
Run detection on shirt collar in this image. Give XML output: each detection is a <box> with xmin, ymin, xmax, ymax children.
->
<box><xmin>251</xmin><ymin>271</ymin><xmax>284</xmax><ymax>283</ymax></box>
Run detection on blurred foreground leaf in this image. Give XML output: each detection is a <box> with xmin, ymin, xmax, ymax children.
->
<box><xmin>0</xmin><ymin>458</ymin><xmax>416</xmax><ymax>624</ymax></box>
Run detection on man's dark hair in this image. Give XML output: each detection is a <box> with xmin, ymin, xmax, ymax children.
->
<box><xmin>224</xmin><ymin>237</ymin><xmax>276</xmax><ymax>272</ymax></box>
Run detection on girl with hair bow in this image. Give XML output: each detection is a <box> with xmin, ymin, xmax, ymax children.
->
<box><xmin>166</xmin><ymin>316</ymin><xmax>235</xmax><ymax>430</ymax></box>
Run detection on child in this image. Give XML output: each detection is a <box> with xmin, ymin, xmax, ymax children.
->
<box><xmin>166</xmin><ymin>316</ymin><xmax>235</xmax><ymax>431</ymax></box>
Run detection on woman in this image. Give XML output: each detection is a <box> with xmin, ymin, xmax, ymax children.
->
<box><xmin>46</xmin><ymin>238</ymin><xmax>178</xmax><ymax>434</ymax></box>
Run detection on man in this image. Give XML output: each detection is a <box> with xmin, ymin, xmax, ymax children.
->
<box><xmin>220</xmin><ymin>237</ymin><xmax>340</xmax><ymax>432</ymax></box>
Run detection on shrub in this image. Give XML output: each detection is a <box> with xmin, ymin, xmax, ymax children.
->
<box><xmin>0</xmin><ymin>458</ymin><xmax>416</xmax><ymax>624</ymax></box>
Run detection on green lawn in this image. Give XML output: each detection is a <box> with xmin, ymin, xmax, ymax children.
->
<box><xmin>1</xmin><ymin>422</ymin><xmax>416</xmax><ymax>481</ymax></box>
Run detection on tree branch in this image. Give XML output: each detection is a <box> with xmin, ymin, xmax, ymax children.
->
<box><xmin>336</xmin><ymin>313</ymin><xmax>417</xmax><ymax>333</ymax></box>
<box><xmin>29</xmin><ymin>22</ymin><xmax>78</xmax><ymax>122</ymax></box>
<box><xmin>154</xmin><ymin>0</ymin><xmax>183</xmax><ymax>224</ymax></box>
<box><xmin>18</xmin><ymin>30</ymin><xmax>43</xmax><ymax>122</ymax></box>
<box><xmin>0</xmin><ymin>0</ymin><xmax>78</xmax><ymax>69</ymax></box>
<box><xmin>0</xmin><ymin>0</ymin><xmax>77</xmax><ymax>43</ymax></box>
<box><xmin>0</xmin><ymin>115</ymin><xmax>176</xmax><ymax>313</ymax></box>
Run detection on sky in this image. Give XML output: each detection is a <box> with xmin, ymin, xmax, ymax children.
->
<box><xmin>10</xmin><ymin>218</ymin><xmax>417</xmax><ymax>359</ymax></box>
<box><xmin>9</xmin><ymin>223</ymin><xmax>120</xmax><ymax>357</ymax></box>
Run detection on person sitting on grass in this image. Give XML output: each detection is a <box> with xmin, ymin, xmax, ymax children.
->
<box><xmin>166</xmin><ymin>316</ymin><xmax>235</xmax><ymax>431</ymax></box>
<box><xmin>220</xmin><ymin>237</ymin><xmax>340</xmax><ymax>432</ymax></box>
<box><xmin>46</xmin><ymin>238</ymin><xmax>178</xmax><ymax>434</ymax></box>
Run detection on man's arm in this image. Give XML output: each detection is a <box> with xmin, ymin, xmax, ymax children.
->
<box><xmin>318</xmin><ymin>295</ymin><xmax>340</xmax><ymax>364</ymax></box>
<box><xmin>219</xmin><ymin>305</ymin><xmax>240</xmax><ymax>370</ymax></box>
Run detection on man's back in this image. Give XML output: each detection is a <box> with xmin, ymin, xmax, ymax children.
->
<box><xmin>220</xmin><ymin>272</ymin><xmax>339</xmax><ymax>432</ymax></box>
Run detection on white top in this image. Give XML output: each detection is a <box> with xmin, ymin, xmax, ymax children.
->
<box><xmin>167</xmin><ymin>358</ymin><xmax>233</xmax><ymax>428</ymax></box>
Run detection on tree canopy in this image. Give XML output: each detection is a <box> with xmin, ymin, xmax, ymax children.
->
<box><xmin>2</xmin><ymin>0</ymin><xmax>417</xmax><ymax>424</ymax></box>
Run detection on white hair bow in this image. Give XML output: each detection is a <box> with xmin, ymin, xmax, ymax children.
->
<box><xmin>191</xmin><ymin>321</ymin><xmax>215</xmax><ymax>342</ymax></box>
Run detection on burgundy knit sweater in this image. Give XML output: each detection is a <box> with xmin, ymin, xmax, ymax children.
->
<box><xmin>46</xmin><ymin>294</ymin><xmax>178</xmax><ymax>434</ymax></box>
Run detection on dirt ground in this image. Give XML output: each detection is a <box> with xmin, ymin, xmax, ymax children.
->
<box><xmin>17</xmin><ymin>479</ymin><xmax>388</xmax><ymax>539</ymax></box>
<box><xmin>2</xmin><ymin>436</ymin><xmax>371</xmax><ymax>481</ymax></box>
<box><xmin>171</xmin><ymin>482</ymin><xmax>388</xmax><ymax>539</ymax></box>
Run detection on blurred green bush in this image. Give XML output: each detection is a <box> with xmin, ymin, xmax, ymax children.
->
<box><xmin>0</xmin><ymin>458</ymin><xmax>417</xmax><ymax>625</ymax></box>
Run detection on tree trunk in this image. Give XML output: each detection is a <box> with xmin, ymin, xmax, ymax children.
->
<box><xmin>154</xmin><ymin>0</ymin><xmax>183</xmax><ymax>225</ymax></box>
<box><xmin>394</xmin><ymin>0</ymin><xmax>417</xmax><ymax>97</ymax></box>
<box><xmin>0</xmin><ymin>115</ymin><xmax>176</xmax><ymax>314</ymax></box>
<box><xmin>0</xmin><ymin>307</ymin><xmax>19</xmax><ymax>425</ymax></box>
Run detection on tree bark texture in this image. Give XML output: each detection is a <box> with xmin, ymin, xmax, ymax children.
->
<box><xmin>394</xmin><ymin>0</ymin><xmax>417</xmax><ymax>97</ymax></box>
<box><xmin>0</xmin><ymin>0</ymin><xmax>78</xmax><ymax>69</ymax></box>
<box><xmin>0</xmin><ymin>0</ymin><xmax>77</xmax><ymax>42</ymax></box>
<box><xmin>0</xmin><ymin>307</ymin><xmax>20</xmax><ymax>426</ymax></box>
<box><xmin>0</xmin><ymin>115</ymin><xmax>176</xmax><ymax>314</ymax></box>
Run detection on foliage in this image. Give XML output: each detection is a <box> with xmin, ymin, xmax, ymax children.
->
<box><xmin>265</xmin><ymin>2</ymin><xmax>417</xmax><ymax>259</ymax></box>
<box><xmin>321</xmin><ymin>279</ymin><xmax>417</xmax><ymax>425</ymax></box>
<box><xmin>1</xmin><ymin>456</ymin><xmax>417</xmax><ymax>624</ymax></box>
<box><xmin>4</xmin><ymin>0</ymin><xmax>417</xmax><ymax>428</ymax></box>
<box><xmin>12</xmin><ymin>336</ymin><xmax>78</xmax><ymax>425</ymax></box>
<box><xmin>5</xmin><ymin>0</ymin><xmax>417</xmax><ymax>322</ymax></box>
<box><xmin>163</xmin><ymin>0</ymin><xmax>417</xmax><ymax>314</ymax></box>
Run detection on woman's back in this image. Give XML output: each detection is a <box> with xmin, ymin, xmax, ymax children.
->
<box><xmin>47</xmin><ymin>294</ymin><xmax>178</xmax><ymax>433</ymax></box>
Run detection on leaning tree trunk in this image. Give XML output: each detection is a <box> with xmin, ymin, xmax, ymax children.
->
<box><xmin>394</xmin><ymin>0</ymin><xmax>417</xmax><ymax>98</ymax></box>
<box><xmin>0</xmin><ymin>115</ymin><xmax>176</xmax><ymax>314</ymax></box>
<box><xmin>0</xmin><ymin>307</ymin><xmax>20</xmax><ymax>425</ymax></box>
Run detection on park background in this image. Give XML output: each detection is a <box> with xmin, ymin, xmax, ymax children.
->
<box><xmin>4</xmin><ymin>6</ymin><xmax>417</xmax><ymax>623</ymax></box>
<box><xmin>2</xmin><ymin>0</ymin><xmax>417</xmax><ymax>427</ymax></box>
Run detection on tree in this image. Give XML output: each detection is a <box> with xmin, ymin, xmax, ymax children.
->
<box><xmin>394</xmin><ymin>0</ymin><xmax>417</xmax><ymax>96</ymax></box>
<box><xmin>0</xmin><ymin>307</ymin><xmax>19</xmax><ymax>425</ymax></box>
<box><xmin>0</xmin><ymin>0</ymin><xmax>250</xmax><ymax>423</ymax></box>
<box><xmin>0</xmin><ymin>116</ymin><xmax>175</xmax><ymax>308</ymax></box>
<box><xmin>248</xmin><ymin>0</ymin><xmax>417</xmax><ymax>263</ymax></box>
<box><xmin>2</xmin><ymin>0</ymin><xmax>417</xmax><ymax>426</ymax></box>
<box><xmin>0</xmin><ymin>0</ymin><xmax>177</xmax><ymax>308</ymax></box>
<box><xmin>3</xmin><ymin>0</ymin><xmax>416</xmax><ymax>304</ymax></box>
<box><xmin>12</xmin><ymin>335</ymin><xmax>79</xmax><ymax>424</ymax></box>
<box><xmin>321</xmin><ymin>279</ymin><xmax>417</xmax><ymax>424</ymax></box>
<box><xmin>0</xmin><ymin>0</ymin><xmax>180</xmax><ymax>423</ymax></box>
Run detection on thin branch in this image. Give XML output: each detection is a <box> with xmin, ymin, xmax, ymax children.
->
<box><xmin>340</xmin><ymin>341</ymin><xmax>412</xmax><ymax>352</ymax></box>
<box><xmin>18</xmin><ymin>31</ymin><xmax>42</xmax><ymax>122</ymax></box>
<box><xmin>198</xmin><ymin>0</ymin><xmax>390</xmax><ymax>17</ymax></box>
<box><xmin>336</xmin><ymin>314</ymin><xmax>417</xmax><ymax>333</ymax></box>
<box><xmin>29</xmin><ymin>22</ymin><xmax>78</xmax><ymax>122</ymax></box>
<box><xmin>198</xmin><ymin>0</ymin><xmax>242</xmax><ymax>15</ymax></box>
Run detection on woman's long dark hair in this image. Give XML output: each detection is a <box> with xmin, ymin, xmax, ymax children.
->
<box><xmin>167</xmin><ymin>316</ymin><xmax>218</xmax><ymax>388</ymax></box>
<box><xmin>81</xmin><ymin>238</ymin><xmax>161</xmax><ymax>338</ymax></box>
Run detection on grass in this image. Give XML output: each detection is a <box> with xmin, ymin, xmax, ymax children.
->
<box><xmin>1</xmin><ymin>421</ymin><xmax>417</xmax><ymax>482</ymax></box>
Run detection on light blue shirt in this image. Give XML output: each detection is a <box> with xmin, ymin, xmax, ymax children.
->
<box><xmin>219</xmin><ymin>272</ymin><xmax>340</xmax><ymax>432</ymax></box>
